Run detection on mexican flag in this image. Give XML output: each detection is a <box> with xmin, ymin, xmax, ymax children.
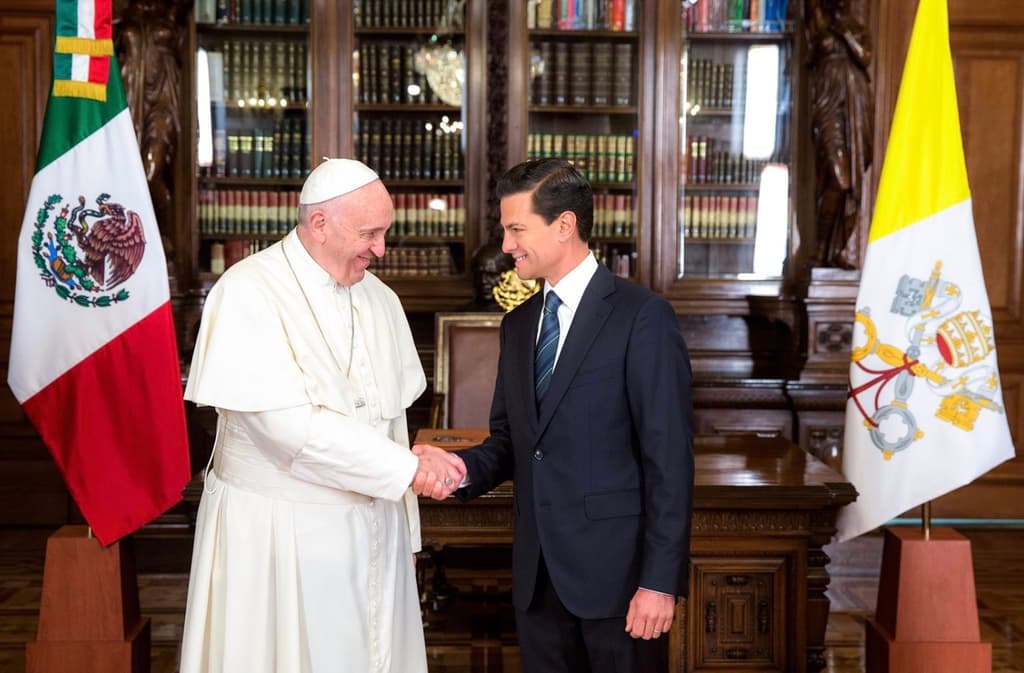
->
<box><xmin>836</xmin><ymin>0</ymin><xmax>1016</xmax><ymax>541</ymax></box>
<box><xmin>7</xmin><ymin>0</ymin><xmax>190</xmax><ymax>545</ymax></box>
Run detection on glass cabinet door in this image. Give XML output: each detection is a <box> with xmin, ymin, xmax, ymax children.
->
<box><xmin>677</xmin><ymin>0</ymin><xmax>793</xmax><ymax>280</ymax></box>
<box><xmin>526</xmin><ymin>0</ymin><xmax>642</xmax><ymax>280</ymax></box>
<box><xmin>352</xmin><ymin>0</ymin><xmax>469</xmax><ymax>280</ymax></box>
<box><xmin>194</xmin><ymin>7</ymin><xmax>312</xmax><ymax>278</ymax></box>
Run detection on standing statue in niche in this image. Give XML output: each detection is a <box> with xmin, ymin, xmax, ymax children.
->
<box><xmin>114</xmin><ymin>0</ymin><xmax>191</xmax><ymax>264</ymax></box>
<box><xmin>806</xmin><ymin>0</ymin><xmax>873</xmax><ymax>269</ymax></box>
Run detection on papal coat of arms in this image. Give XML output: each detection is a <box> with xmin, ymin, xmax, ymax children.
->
<box><xmin>849</xmin><ymin>260</ymin><xmax>1005</xmax><ymax>458</ymax></box>
<box><xmin>31</xmin><ymin>193</ymin><xmax>146</xmax><ymax>307</ymax></box>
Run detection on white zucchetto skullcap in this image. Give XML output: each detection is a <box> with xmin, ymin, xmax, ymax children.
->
<box><xmin>299</xmin><ymin>158</ymin><xmax>380</xmax><ymax>205</ymax></box>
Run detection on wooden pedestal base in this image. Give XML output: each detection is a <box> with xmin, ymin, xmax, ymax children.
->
<box><xmin>865</xmin><ymin>527</ymin><xmax>991</xmax><ymax>673</ymax></box>
<box><xmin>26</xmin><ymin>526</ymin><xmax>150</xmax><ymax>673</ymax></box>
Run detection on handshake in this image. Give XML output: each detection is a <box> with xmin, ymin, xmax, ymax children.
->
<box><xmin>410</xmin><ymin>444</ymin><xmax>466</xmax><ymax>500</ymax></box>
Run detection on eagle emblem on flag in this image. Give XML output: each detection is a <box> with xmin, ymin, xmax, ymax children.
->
<box><xmin>30</xmin><ymin>192</ymin><xmax>146</xmax><ymax>307</ymax></box>
<box><xmin>849</xmin><ymin>260</ymin><xmax>1005</xmax><ymax>459</ymax></box>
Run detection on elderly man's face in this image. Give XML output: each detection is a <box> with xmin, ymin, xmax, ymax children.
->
<box><xmin>324</xmin><ymin>181</ymin><xmax>393</xmax><ymax>286</ymax></box>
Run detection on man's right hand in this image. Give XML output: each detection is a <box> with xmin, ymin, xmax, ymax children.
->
<box><xmin>410</xmin><ymin>444</ymin><xmax>466</xmax><ymax>500</ymax></box>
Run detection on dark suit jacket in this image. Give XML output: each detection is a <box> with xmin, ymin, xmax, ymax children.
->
<box><xmin>457</xmin><ymin>264</ymin><xmax>694</xmax><ymax>620</ymax></box>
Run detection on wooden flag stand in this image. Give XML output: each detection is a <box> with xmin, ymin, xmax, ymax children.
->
<box><xmin>866</xmin><ymin>506</ymin><xmax>991</xmax><ymax>673</ymax></box>
<box><xmin>26</xmin><ymin>525</ymin><xmax>150</xmax><ymax>673</ymax></box>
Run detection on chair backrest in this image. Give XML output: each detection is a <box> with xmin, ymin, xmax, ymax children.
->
<box><xmin>433</xmin><ymin>312</ymin><xmax>504</xmax><ymax>428</ymax></box>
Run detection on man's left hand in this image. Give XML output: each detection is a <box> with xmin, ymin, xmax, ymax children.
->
<box><xmin>624</xmin><ymin>588</ymin><xmax>675</xmax><ymax>640</ymax></box>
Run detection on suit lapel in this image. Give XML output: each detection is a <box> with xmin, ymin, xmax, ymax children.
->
<box><xmin>510</xmin><ymin>292</ymin><xmax>543</xmax><ymax>440</ymax></box>
<box><xmin>535</xmin><ymin>266</ymin><xmax>615</xmax><ymax>437</ymax></box>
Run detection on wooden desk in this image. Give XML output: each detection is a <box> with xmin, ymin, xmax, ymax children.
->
<box><xmin>415</xmin><ymin>430</ymin><xmax>857</xmax><ymax>673</ymax></box>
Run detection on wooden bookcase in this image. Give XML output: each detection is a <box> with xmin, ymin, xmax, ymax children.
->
<box><xmin>191</xmin><ymin>18</ymin><xmax>312</xmax><ymax>281</ymax></box>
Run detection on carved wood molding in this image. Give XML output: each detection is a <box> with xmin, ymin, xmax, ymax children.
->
<box><xmin>484</xmin><ymin>0</ymin><xmax>508</xmax><ymax>244</ymax></box>
<box><xmin>692</xmin><ymin>380</ymin><xmax>789</xmax><ymax>407</ymax></box>
<box><xmin>691</xmin><ymin>510</ymin><xmax>812</xmax><ymax>534</ymax></box>
<box><xmin>112</xmin><ymin>0</ymin><xmax>192</xmax><ymax>269</ymax></box>
<box><xmin>420</xmin><ymin>506</ymin><xmax>513</xmax><ymax>530</ymax></box>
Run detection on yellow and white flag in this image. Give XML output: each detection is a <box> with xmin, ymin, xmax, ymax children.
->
<box><xmin>836</xmin><ymin>0</ymin><xmax>1015</xmax><ymax>541</ymax></box>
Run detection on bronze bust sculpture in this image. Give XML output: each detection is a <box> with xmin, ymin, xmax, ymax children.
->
<box><xmin>469</xmin><ymin>240</ymin><xmax>515</xmax><ymax>310</ymax></box>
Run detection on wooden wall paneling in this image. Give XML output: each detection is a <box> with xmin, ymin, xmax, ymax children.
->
<box><xmin>465</xmin><ymin>0</ymin><xmax>488</xmax><ymax>262</ymax></box>
<box><xmin>871</xmin><ymin>0</ymin><xmax>1024</xmax><ymax>519</ymax></box>
<box><xmin>929</xmin><ymin>370</ymin><xmax>1024</xmax><ymax>519</ymax></box>
<box><xmin>634</xmin><ymin>0</ymin><xmax>658</xmax><ymax>288</ymax></box>
<box><xmin>652</xmin><ymin>0</ymin><xmax>681</xmax><ymax>293</ymax></box>
<box><xmin>504</xmin><ymin>0</ymin><xmax>527</xmax><ymax>171</ymax></box>
<box><xmin>314</xmin><ymin>0</ymin><xmax>343</xmax><ymax>159</ymax></box>
<box><xmin>948</xmin><ymin>0</ymin><xmax>1024</xmax><ymax>518</ymax></box>
<box><xmin>950</xmin><ymin>32</ymin><xmax>1024</xmax><ymax>330</ymax></box>
<box><xmin>0</xmin><ymin>1</ymin><xmax>72</xmax><ymax>525</ymax></box>
<box><xmin>867</xmin><ymin>0</ymin><xmax>917</xmax><ymax>226</ymax></box>
<box><xmin>0</xmin><ymin>2</ymin><xmax>52</xmax><ymax>424</ymax></box>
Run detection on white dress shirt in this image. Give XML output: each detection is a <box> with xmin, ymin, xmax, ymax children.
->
<box><xmin>537</xmin><ymin>252</ymin><xmax>600</xmax><ymax>371</ymax></box>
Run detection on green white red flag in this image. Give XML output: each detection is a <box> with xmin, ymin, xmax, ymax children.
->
<box><xmin>7</xmin><ymin>0</ymin><xmax>190</xmax><ymax>545</ymax></box>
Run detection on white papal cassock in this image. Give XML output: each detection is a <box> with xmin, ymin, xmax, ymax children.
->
<box><xmin>180</xmin><ymin>229</ymin><xmax>428</xmax><ymax>673</ymax></box>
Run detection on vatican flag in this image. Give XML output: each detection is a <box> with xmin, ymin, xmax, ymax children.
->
<box><xmin>836</xmin><ymin>0</ymin><xmax>1016</xmax><ymax>541</ymax></box>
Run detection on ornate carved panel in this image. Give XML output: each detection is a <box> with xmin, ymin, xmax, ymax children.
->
<box><xmin>485</xmin><ymin>0</ymin><xmax>508</xmax><ymax>238</ymax></box>
<box><xmin>796</xmin><ymin>410</ymin><xmax>846</xmax><ymax>473</ymax></box>
<box><xmin>689</xmin><ymin>557</ymin><xmax>787</xmax><ymax>672</ymax></box>
<box><xmin>691</xmin><ymin>511</ymin><xmax>811</xmax><ymax>535</ymax></box>
<box><xmin>113</xmin><ymin>0</ymin><xmax>191</xmax><ymax>278</ymax></box>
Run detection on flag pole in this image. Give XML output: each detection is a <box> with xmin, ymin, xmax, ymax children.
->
<box><xmin>921</xmin><ymin>501</ymin><xmax>931</xmax><ymax>540</ymax></box>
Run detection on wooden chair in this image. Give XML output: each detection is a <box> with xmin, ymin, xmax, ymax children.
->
<box><xmin>431</xmin><ymin>312</ymin><xmax>504</xmax><ymax>428</ymax></box>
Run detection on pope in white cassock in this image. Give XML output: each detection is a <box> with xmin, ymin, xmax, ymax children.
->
<box><xmin>179</xmin><ymin>159</ymin><xmax>466</xmax><ymax>673</ymax></box>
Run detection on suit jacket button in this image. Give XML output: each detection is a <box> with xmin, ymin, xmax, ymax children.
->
<box><xmin>533</xmin><ymin>449</ymin><xmax>543</xmax><ymax>460</ymax></box>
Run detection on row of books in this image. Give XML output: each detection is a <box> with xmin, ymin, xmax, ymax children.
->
<box><xmin>684</xmin><ymin>0</ymin><xmax>790</xmax><ymax>33</ymax></box>
<box><xmin>206</xmin><ymin>41</ymin><xmax>308</xmax><ymax>107</ymax></box>
<box><xmin>592</xmin><ymin>243</ymin><xmax>634</xmax><ymax>279</ymax></box>
<box><xmin>681</xmin><ymin>194</ymin><xmax>759</xmax><ymax>240</ymax></box>
<box><xmin>528</xmin><ymin>0</ymin><xmax>637</xmax><ymax>31</ymax></box>
<box><xmin>208</xmin><ymin>239</ymin><xmax>276</xmax><ymax>275</ymax></box>
<box><xmin>356</xmin><ymin>42</ymin><xmax>446</xmax><ymax>105</ymax></box>
<box><xmin>367</xmin><ymin>246</ymin><xmax>459</xmax><ymax>277</ymax></box>
<box><xmin>686</xmin><ymin>58</ymin><xmax>737</xmax><ymax>110</ymax></box>
<box><xmin>530</xmin><ymin>41</ymin><xmax>633</xmax><ymax>107</ymax></box>
<box><xmin>205</xmin><ymin>116</ymin><xmax>309</xmax><ymax>179</ymax></box>
<box><xmin>528</xmin><ymin>133</ymin><xmax>635</xmax><ymax>184</ymax></box>
<box><xmin>392</xmin><ymin>193</ymin><xmax>466</xmax><ymax>238</ymax></box>
<box><xmin>354</xmin><ymin>0</ymin><xmax>462</xmax><ymax>29</ymax></box>
<box><xmin>356</xmin><ymin>118</ymin><xmax>464</xmax><ymax>181</ymax></box>
<box><xmin>196</xmin><ymin>0</ymin><xmax>310</xmax><ymax>25</ymax></box>
<box><xmin>198</xmin><ymin>189</ymin><xmax>300</xmax><ymax>236</ymax></box>
<box><xmin>591</xmin><ymin>193</ymin><xmax>636</xmax><ymax>238</ymax></box>
<box><xmin>683</xmin><ymin>137</ymin><xmax>773</xmax><ymax>185</ymax></box>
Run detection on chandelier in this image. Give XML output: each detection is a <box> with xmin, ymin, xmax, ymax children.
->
<box><xmin>414</xmin><ymin>0</ymin><xmax>465</xmax><ymax>107</ymax></box>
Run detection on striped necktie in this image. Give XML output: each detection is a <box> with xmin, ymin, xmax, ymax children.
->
<box><xmin>534</xmin><ymin>291</ymin><xmax>562</xmax><ymax>403</ymax></box>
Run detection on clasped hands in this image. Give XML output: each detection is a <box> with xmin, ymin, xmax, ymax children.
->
<box><xmin>410</xmin><ymin>444</ymin><xmax>465</xmax><ymax>500</ymax></box>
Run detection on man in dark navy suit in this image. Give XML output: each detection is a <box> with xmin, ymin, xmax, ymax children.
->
<box><xmin>416</xmin><ymin>158</ymin><xmax>694</xmax><ymax>672</ymax></box>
